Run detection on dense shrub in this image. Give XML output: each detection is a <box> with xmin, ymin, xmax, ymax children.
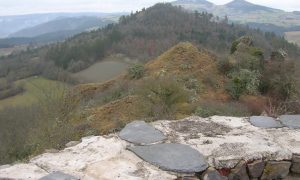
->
<box><xmin>128</xmin><ymin>64</ymin><xmax>145</xmax><ymax>79</ymax></box>
<box><xmin>0</xmin><ymin>80</ymin><xmax>24</xmax><ymax>100</ymax></box>
<box><xmin>194</xmin><ymin>101</ymin><xmax>251</xmax><ymax>117</ymax></box>
<box><xmin>261</xmin><ymin>60</ymin><xmax>297</xmax><ymax>100</ymax></box>
<box><xmin>0</xmin><ymin>84</ymin><xmax>82</xmax><ymax>165</ymax></box>
<box><xmin>90</xmin><ymin>82</ymin><xmax>133</xmax><ymax>106</ymax></box>
<box><xmin>138</xmin><ymin>77</ymin><xmax>189</xmax><ymax>119</ymax></box>
<box><xmin>230</xmin><ymin>40</ymin><xmax>239</xmax><ymax>54</ymax></box>
<box><xmin>178</xmin><ymin>75</ymin><xmax>203</xmax><ymax>93</ymax></box>
<box><xmin>226</xmin><ymin>69</ymin><xmax>261</xmax><ymax>99</ymax></box>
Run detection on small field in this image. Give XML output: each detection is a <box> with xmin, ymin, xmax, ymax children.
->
<box><xmin>285</xmin><ymin>31</ymin><xmax>300</xmax><ymax>46</ymax></box>
<box><xmin>0</xmin><ymin>45</ymin><xmax>27</xmax><ymax>57</ymax></box>
<box><xmin>73</xmin><ymin>54</ymin><xmax>138</xmax><ymax>83</ymax></box>
<box><xmin>0</xmin><ymin>77</ymin><xmax>66</xmax><ymax>109</ymax></box>
<box><xmin>0</xmin><ymin>48</ymin><xmax>14</xmax><ymax>57</ymax></box>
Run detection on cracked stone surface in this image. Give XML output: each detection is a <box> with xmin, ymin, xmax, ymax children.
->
<box><xmin>152</xmin><ymin>116</ymin><xmax>300</xmax><ymax>168</ymax></box>
<box><xmin>0</xmin><ymin>164</ymin><xmax>48</xmax><ymax>179</ymax></box>
<box><xmin>119</xmin><ymin>121</ymin><xmax>166</xmax><ymax>145</ymax></box>
<box><xmin>279</xmin><ymin>115</ymin><xmax>300</xmax><ymax>129</ymax></box>
<box><xmin>0</xmin><ymin>135</ymin><xmax>176</xmax><ymax>180</ymax></box>
<box><xmin>128</xmin><ymin>143</ymin><xmax>208</xmax><ymax>173</ymax></box>
<box><xmin>249</xmin><ymin>116</ymin><xmax>283</xmax><ymax>128</ymax></box>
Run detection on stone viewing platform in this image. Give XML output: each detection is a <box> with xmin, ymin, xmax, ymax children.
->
<box><xmin>0</xmin><ymin>115</ymin><xmax>300</xmax><ymax>179</ymax></box>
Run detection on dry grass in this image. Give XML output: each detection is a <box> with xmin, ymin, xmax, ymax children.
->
<box><xmin>87</xmin><ymin>95</ymin><xmax>143</xmax><ymax>134</ymax></box>
<box><xmin>145</xmin><ymin>42</ymin><xmax>228</xmax><ymax>99</ymax></box>
<box><xmin>145</xmin><ymin>42</ymin><xmax>219</xmax><ymax>79</ymax></box>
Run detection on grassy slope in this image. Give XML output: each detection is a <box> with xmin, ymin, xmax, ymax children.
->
<box><xmin>76</xmin><ymin>43</ymin><xmax>231</xmax><ymax>134</ymax></box>
<box><xmin>145</xmin><ymin>42</ymin><xmax>228</xmax><ymax>100</ymax></box>
<box><xmin>0</xmin><ymin>77</ymin><xmax>65</xmax><ymax>109</ymax></box>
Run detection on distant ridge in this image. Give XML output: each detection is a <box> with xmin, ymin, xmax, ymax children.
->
<box><xmin>293</xmin><ymin>11</ymin><xmax>300</xmax><ymax>15</ymax></box>
<box><xmin>0</xmin><ymin>12</ymin><xmax>124</xmax><ymax>38</ymax></box>
<box><xmin>225</xmin><ymin>0</ymin><xmax>281</xmax><ymax>12</ymax></box>
<box><xmin>171</xmin><ymin>0</ymin><xmax>300</xmax><ymax>28</ymax></box>
<box><xmin>173</xmin><ymin>0</ymin><xmax>213</xmax><ymax>6</ymax></box>
<box><xmin>9</xmin><ymin>17</ymin><xmax>113</xmax><ymax>38</ymax></box>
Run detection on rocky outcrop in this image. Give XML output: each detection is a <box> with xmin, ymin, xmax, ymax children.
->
<box><xmin>0</xmin><ymin>116</ymin><xmax>300</xmax><ymax>179</ymax></box>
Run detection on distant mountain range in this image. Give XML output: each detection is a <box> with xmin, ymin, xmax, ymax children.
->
<box><xmin>172</xmin><ymin>0</ymin><xmax>300</xmax><ymax>31</ymax></box>
<box><xmin>0</xmin><ymin>16</ymin><xmax>115</xmax><ymax>48</ymax></box>
<box><xmin>9</xmin><ymin>17</ymin><xmax>113</xmax><ymax>38</ymax></box>
<box><xmin>0</xmin><ymin>12</ymin><xmax>124</xmax><ymax>38</ymax></box>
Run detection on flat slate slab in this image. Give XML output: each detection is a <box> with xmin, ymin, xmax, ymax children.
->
<box><xmin>249</xmin><ymin>116</ymin><xmax>283</xmax><ymax>128</ymax></box>
<box><xmin>39</xmin><ymin>171</ymin><xmax>79</xmax><ymax>180</ymax></box>
<box><xmin>119</xmin><ymin>121</ymin><xmax>166</xmax><ymax>145</ymax></box>
<box><xmin>128</xmin><ymin>143</ymin><xmax>208</xmax><ymax>173</ymax></box>
<box><xmin>279</xmin><ymin>115</ymin><xmax>300</xmax><ymax>129</ymax></box>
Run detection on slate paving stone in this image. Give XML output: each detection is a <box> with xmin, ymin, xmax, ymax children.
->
<box><xmin>279</xmin><ymin>115</ymin><xmax>300</xmax><ymax>129</ymax></box>
<box><xmin>249</xmin><ymin>116</ymin><xmax>283</xmax><ymax>128</ymax></box>
<box><xmin>39</xmin><ymin>171</ymin><xmax>79</xmax><ymax>180</ymax></box>
<box><xmin>128</xmin><ymin>143</ymin><xmax>208</xmax><ymax>173</ymax></box>
<box><xmin>119</xmin><ymin>121</ymin><xmax>166</xmax><ymax>145</ymax></box>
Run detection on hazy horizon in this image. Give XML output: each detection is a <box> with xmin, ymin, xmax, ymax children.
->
<box><xmin>0</xmin><ymin>0</ymin><xmax>299</xmax><ymax>16</ymax></box>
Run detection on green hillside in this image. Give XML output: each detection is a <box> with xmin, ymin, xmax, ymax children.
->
<box><xmin>0</xmin><ymin>77</ymin><xmax>66</xmax><ymax>109</ymax></box>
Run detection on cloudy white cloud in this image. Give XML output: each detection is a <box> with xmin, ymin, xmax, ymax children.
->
<box><xmin>0</xmin><ymin>0</ymin><xmax>299</xmax><ymax>16</ymax></box>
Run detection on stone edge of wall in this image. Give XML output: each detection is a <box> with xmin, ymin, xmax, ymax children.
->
<box><xmin>179</xmin><ymin>154</ymin><xmax>300</xmax><ymax>180</ymax></box>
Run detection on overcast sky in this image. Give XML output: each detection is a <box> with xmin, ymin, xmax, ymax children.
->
<box><xmin>0</xmin><ymin>0</ymin><xmax>299</xmax><ymax>16</ymax></box>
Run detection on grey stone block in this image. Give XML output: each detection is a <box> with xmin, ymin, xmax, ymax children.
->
<box><xmin>279</xmin><ymin>115</ymin><xmax>300</xmax><ymax>129</ymax></box>
<box><xmin>119</xmin><ymin>121</ymin><xmax>166</xmax><ymax>145</ymax></box>
<box><xmin>261</xmin><ymin>161</ymin><xmax>291</xmax><ymax>180</ymax></box>
<box><xmin>128</xmin><ymin>143</ymin><xmax>208</xmax><ymax>173</ymax></box>
<box><xmin>228</xmin><ymin>161</ymin><xmax>249</xmax><ymax>180</ymax></box>
<box><xmin>201</xmin><ymin>167</ymin><xmax>228</xmax><ymax>180</ymax></box>
<box><xmin>247</xmin><ymin>160</ymin><xmax>265</xmax><ymax>178</ymax></box>
<box><xmin>39</xmin><ymin>171</ymin><xmax>79</xmax><ymax>180</ymax></box>
<box><xmin>293</xmin><ymin>155</ymin><xmax>300</xmax><ymax>163</ymax></box>
<box><xmin>291</xmin><ymin>155</ymin><xmax>300</xmax><ymax>174</ymax></box>
<box><xmin>249</xmin><ymin>116</ymin><xmax>283</xmax><ymax>128</ymax></box>
<box><xmin>292</xmin><ymin>162</ymin><xmax>300</xmax><ymax>174</ymax></box>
